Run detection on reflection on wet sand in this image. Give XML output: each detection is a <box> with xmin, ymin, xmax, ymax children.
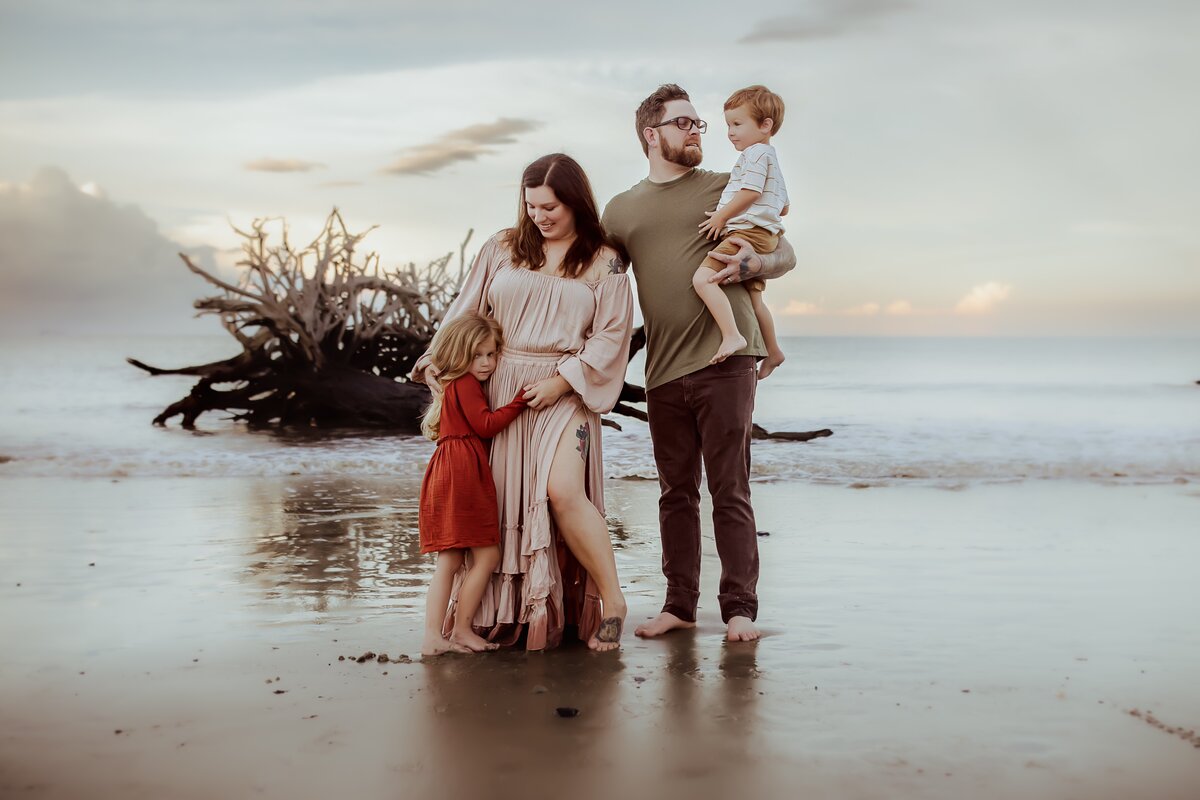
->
<box><xmin>393</xmin><ymin>634</ymin><xmax>775</xmax><ymax>799</ymax></box>
<box><xmin>239</xmin><ymin>477</ymin><xmax>651</xmax><ymax>619</ymax></box>
<box><xmin>241</xmin><ymin>477</ymin><xmax>429</xmax><ymax>615</ymax></box>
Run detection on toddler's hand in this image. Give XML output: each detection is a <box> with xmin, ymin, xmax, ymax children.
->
<box><xmin>697</xmin><ymin>211</ymin><xmax>724</xmax><ymax>241</ymax></box>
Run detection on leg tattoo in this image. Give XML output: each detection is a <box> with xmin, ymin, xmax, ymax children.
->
<box><xmin>575</xmin><ymin>422</ymin><xmax>591</xmax><ymax>461</ymax></box>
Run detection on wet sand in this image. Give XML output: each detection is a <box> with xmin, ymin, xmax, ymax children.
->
<box><xmin>2</xmin><ymin>476</ymin><xmax>1199</xmax><ymax>799</ymax></box>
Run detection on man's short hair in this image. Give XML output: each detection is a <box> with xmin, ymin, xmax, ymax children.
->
<box><xmin>635</xmin><ymin>84</ymin><xmax>690</xmax><ymax>156</ymax></box>
<box><xmin>724</xmin><ymin>85</ymin><xmax>785</xmax><ymax>135</ymax></box>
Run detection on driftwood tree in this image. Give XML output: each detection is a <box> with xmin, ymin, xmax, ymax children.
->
<box><xmin>130</xmin><ymin>210</ymin><xmax>467</xmax><ymax>430</ymax></box>
<box><xmin>130</xmin><ymin>209</ymin><xmax>830</xmax><ymax>441</ymax></box>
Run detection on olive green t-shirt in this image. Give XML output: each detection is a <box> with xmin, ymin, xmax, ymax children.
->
<box><xmin>602</xmin><ymin>168</ymin><xmax>766</xmax><ymax>391</ymax></box>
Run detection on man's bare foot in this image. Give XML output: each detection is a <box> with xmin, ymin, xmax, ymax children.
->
<box><xmin>726</xmin><ymin>615</ymin><xmax>760</xmax><ymax>642</ymax></box>
<box><xmin>709</xmin><ymin>333</ymin><xmax>747</xmax><ymax>365</ymax></box>
<box><xmin>421</xmin><ymin>634</ymin><xmax>464</xmax><ymax>656</ymax></box>
<box><xmin>757</xmin><ymin>349</ymin><xmax>785</xmax><ymax>380</ymax></box>
<box><xmin>449</xmin><ymin>629</ymin><xmax>498</xmax><ymax>653</ymax></box>
<box><xmin>635</xmin><ymin>611</ymin><xmax>696</xmax><ymax>638</ymax></box>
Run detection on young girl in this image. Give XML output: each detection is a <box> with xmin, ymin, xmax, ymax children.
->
<box><xmin>418</xmin><ymin>312</ymin><xmax>527</xmax><ymax>656</ymax></box>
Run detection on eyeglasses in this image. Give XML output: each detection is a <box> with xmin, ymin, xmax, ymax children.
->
<box><xmin>649</xmin><ymin>116</ymin><xmax>707</xmax><ymax>134</ymax></box>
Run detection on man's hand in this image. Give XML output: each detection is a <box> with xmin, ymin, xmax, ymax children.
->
<box><xmin>522</xmin><ymin>375</ymin><xmax>571</xmax><ymax>410</ymax></box>
<box><xmin>697</xmin><ymin>211</ymin><xmax>726</xmax><ymax>241</ymax></box>
<box><xmin>706</xmin><ymin>235</ymin><xmax>796</xmax><ymax>285</ymax></box>
<box><xmin>705</xmin><ymin>236</ymin><xmax>759</xmax><ymax>285</ymax></box>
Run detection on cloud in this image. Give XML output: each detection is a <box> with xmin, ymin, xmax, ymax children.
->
<box><xmin>845</xmin><ymin>302</ymin><xmax>881</xmax><ymax>316</ymax></box>
<box><xmin>955</xmin><ymin>282</ymin><xmax>1012</xmax><ymax>315</ymax></box>
<box><xmin>0</xmin><ymin>167</ymin><xmax>216</xmax><ymax>334</ymax></box>
<box><xmin>244</xmin><ymin>158</ymin><xmax>326</xmax><ymax>173</ymax></box>
<box><xmin>781</xmin><ymin>299</ymin><xmax>822</xmax><ymax>315</ymax></box>
<box><xmin>381</xmin><ymin>117</ymin><xmax>541</xmax><ymax>176</ymax></box>
<box><xmin>885</xmin><ymin>300</ymin><xmax>913</xmax><ymax>315</ymax></box>
<box><xmin>739</xmin><ymin>0</ymin><xmax>909</xmax><ymax>44</ymax></box>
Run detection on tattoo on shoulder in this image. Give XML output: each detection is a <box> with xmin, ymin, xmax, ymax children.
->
<box><xmin>607</xmin><ymin>255</ymin><xmax>627</xmax><ymax>275</ymax></box>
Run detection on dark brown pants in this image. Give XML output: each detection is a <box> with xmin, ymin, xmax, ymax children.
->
<box><xmin>646</xmin><ymin>355</ymin><xmax>759</xmax><ymax>623</ymax></box>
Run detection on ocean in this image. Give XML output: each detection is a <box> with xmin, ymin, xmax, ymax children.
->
<box><xmin>1</xmin><ymin>335</ymin><xmax>1196</xmax><ymax>487</ymax></box>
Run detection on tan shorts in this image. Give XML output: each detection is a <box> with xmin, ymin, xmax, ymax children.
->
<box><xmin>699</xmin><ymin>225</ymin><xmax>777</xmax><ymax>293</ymax></box>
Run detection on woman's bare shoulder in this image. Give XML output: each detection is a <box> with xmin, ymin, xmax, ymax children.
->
<box><xmin>586</xmin><ymin>245</ymin><xmax>628</xmax><ymax>282</ymax></box>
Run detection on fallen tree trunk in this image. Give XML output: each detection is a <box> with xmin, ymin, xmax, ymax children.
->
<box><xmin>130</xmin><ymin>210</ymin><xmax>831</xmax><ymax>441</ymax></box>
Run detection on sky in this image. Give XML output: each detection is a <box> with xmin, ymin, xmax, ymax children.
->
<box><xmin>1</xmin><ymin>0</ymin><xmax>1197</xmax><ymax>336</ymax></box>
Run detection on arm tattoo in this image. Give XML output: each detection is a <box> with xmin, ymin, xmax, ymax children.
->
<box><xmin>575</xmin><ymin>421</ymin><xmax>591</xmax><ymax>461</ymax></box>
<box><xmin>739</xmin><ymin>256</ymin><xmax>752</xmax><ymax>281</ymax></box>
<box><xmin>754</xmin><ymin>236</ymin><xmax>797</xmax><ymax>281</ymax></box>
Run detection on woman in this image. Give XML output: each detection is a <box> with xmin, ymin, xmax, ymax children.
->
<box><xmin>412</xmin><ymin>153</ymin><xmax>634</xmax><ymax>652</ymax></box>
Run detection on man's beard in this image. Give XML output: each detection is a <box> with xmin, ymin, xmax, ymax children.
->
<box><xmin>659</xmin><ymin>136</ymin><xmax>702</xmax><ymax>168</ymax></box>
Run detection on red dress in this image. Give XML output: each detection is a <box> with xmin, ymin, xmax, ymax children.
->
<box><xmin>418</xmin><ymin>376</ymin><xmax>527</xmax><ymax>554</ymax></box>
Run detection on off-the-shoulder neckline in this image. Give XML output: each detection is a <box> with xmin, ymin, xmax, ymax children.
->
<box><xmin>493</xmin><ymin>242</ymin><xmax>625</xmax><ymax>286</ymax></box>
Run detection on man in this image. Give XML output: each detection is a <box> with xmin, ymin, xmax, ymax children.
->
<box><xmin>602</xmin><ymin>84</ymin><xmax>796</xmax><ymax>642</ymax></box>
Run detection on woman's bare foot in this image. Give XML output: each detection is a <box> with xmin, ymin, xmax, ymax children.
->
<box><xmin>726</xmin><ymin>615</ymin><xmax>760</xmax><ymax>642</ymax></box>
<box><xmin>588</xmin><ymin>598</ymin><xmax>626</xmax><ymax>652</ymax></box>
<box><xmin>589</xmin><ymin>616</ymin><xmax>623</xmax><ymax>652</ymax></box>
<box><xmin>421</xmin><ymin>633</ymin><xmax>463</xmax><ymax>656</ymax></box>
<box><xmin>634</xmin><ymin>611</ymin><xmax>696</xmax><ymax>638</ymax></box>
<box><xmin>709</xmin><ymin>333</ymin><xmax>748</xmax><ymax>365</ymax></box>
<box><xmin>449</xmin><ymin>629</ymin><xmax>498</xmax><ymax>653</ymax></box>
<box><xmin>757</xmin><ymin>348</ymin><xmax>785</xmax><ymax>380</ymax></box>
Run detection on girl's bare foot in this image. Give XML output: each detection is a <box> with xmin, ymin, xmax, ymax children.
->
<box><xmin>421</xmin><ymin>634</ymin><xmax>461</xmax><ymax>656</ymax></box>
<box><xmin>757</xmin><ymin>348</ymin><xmax>785</xmax><ymax>380</ymax></box>
<box><xmin>709</xmin><ymin>333</ymin><xmax>747</xmax><ymax>365</ymax></box>
<box><xmin>726</xmin><ymin>615</ymin><xmax>760</xmax><ymax>642</ymax></box>
<box><xmin>634</xmin><ymin>611</ymin><xmax>696</xmax><ymax>638</ymax></box>
<box><xmin>449</xmin><ymin>629</ymin><xmax>498</xmax><ymax>653</ymax></box>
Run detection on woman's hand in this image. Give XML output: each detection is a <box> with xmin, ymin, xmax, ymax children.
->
<box><xmin>522</xmin><ymin>375</ymin><xmax>572</xmax><ymax>410</ymax></box>
<box><xmin>409</xmin><ymin>356</ymin><xmax>443</xmax><ymax>394</ymax></box>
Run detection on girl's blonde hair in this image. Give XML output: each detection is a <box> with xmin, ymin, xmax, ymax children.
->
<box><xmin>420</xmin><ymin>312</ymin><xmax>505</xmax><ymax>441</ymax></box>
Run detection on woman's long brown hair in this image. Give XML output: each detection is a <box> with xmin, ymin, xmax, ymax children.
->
<box><xmin>505</xmin><ymin>153</ymin><xmax>607</xmax><ymax>279</ymax></box>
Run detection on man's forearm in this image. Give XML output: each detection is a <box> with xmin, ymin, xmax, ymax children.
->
<box><xmin>756</xmin><ymin>235</ymin><xmax>796</xmax><ymax>280</ymax></box>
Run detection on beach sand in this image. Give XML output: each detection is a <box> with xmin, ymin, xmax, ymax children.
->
<box><xmin>2</xmin><ymin>476</ymin><xmax>1199</xmax><ymax>799</ymax></box>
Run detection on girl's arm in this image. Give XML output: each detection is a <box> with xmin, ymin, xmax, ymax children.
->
<box><xmin>455</xmin><ymin>378</ymin><xmax>527</xmax><ymax>438</ymax></box>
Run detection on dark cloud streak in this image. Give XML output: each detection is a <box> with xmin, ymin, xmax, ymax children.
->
<box><xmin>244</xmin><ymin>158</ymin><xmax>326</xmax><ymax>173</ymax></box>
<box><xmin>381</xmin><ymin>117</ymin><xmax>541</xmax><ymax>177</ymax></box>
<box><xmin>739</xmin><ymin>0</ymin><xmax>911</xmax><ymax>44</ymax></box>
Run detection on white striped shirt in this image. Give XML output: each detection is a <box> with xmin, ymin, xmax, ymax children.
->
<box><xmin>717</xmin><ymin>143</ymin><xmax>788</xmax><ymax>235</ymax></box>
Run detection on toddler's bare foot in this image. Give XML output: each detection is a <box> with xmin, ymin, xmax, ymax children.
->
<box><xmin>634</xmin><ymin>611</ymin><xmax>696</xmax><ymax>638</ymax></box>
<box><xmin>709</xmin><ymin>333</ymin><xmax>747</xmax><ymax>365</ymax></box>
<box><xmin>449</xmin><ymin>629</ymin><xmax>498</xmax><ymax>653</ymax></box>
<box><xmin>421</xmin><ymin>634</ymin><xmax>461</xmax><ymax>656</ymax></box>
<box><xmin>757</xmin><ymin>349</ymin><xmax>785</xmax><ymax>380</ymax></box>
<box><xmin>726</xmin><ymin>615</ymin><xmax>760</xmax><ymax>642</ymax></box>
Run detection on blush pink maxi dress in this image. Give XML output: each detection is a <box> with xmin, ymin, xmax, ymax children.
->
<box><xmin>435</xmin><ymin>232</ymin><xmax>633</xmax><ymax>650</ymax></box>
